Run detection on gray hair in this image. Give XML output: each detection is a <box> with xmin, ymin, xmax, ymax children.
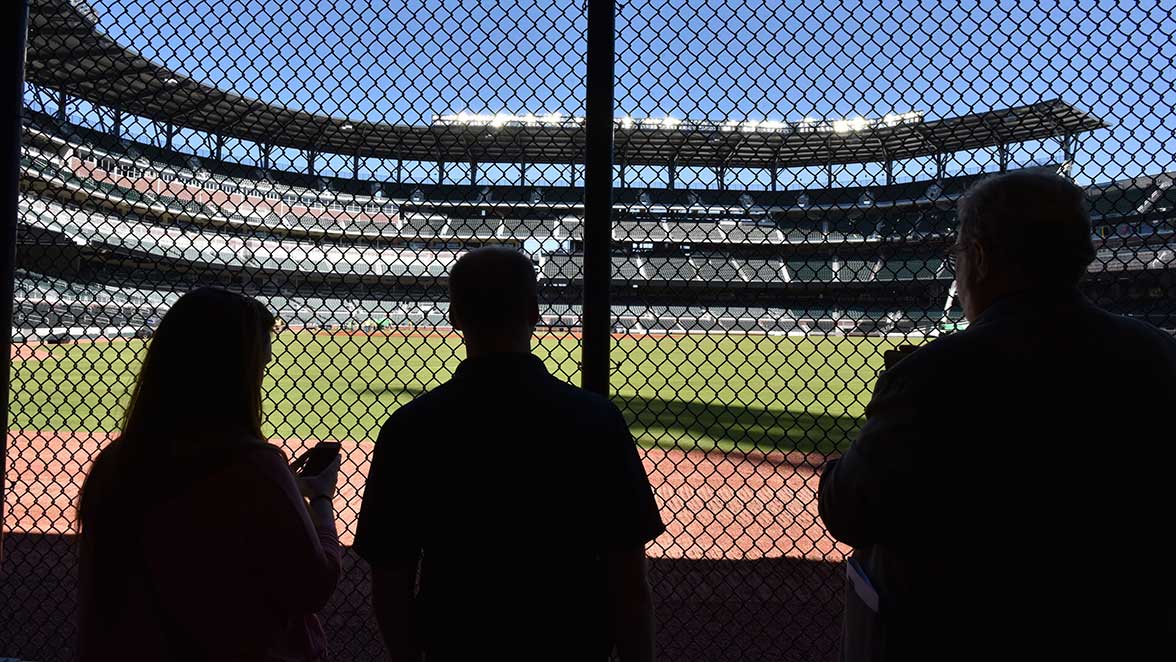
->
<box><xmin>957</xmin><ymin>172</ymin><xmax>1095</xmax><ymax>285</ymax></box>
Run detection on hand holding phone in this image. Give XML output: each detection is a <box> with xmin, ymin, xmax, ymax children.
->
<box><xmin>291</xmin><ymin>442</ymin><xmax>341</xmax><ymax>501</ymax></box>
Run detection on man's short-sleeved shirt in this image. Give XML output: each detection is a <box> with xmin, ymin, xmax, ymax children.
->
<box><xmin>355</xmin><ymin>352</ymin><xmax>665</xmax><ymax>660</ymax></box>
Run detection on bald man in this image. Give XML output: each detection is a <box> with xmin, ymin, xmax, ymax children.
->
<box><xmin>355</xmin><ymin>247</ymin><xmax>664</xmax><ymax>662</ymax></box>
<box><xmin>818</xmin><ymin>172</ymin><xmax>1176</xmax><ymax>660</ymax></box>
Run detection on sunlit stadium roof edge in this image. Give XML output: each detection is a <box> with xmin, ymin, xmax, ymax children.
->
<box><xmin>29</xmin><ymin>0</ymin><xmax>1107</xmax><ymax>169</ymax></box>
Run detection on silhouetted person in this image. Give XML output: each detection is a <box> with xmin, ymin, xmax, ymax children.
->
<box><xmin>355</xmin><ymin>246</ymin><xmax>665</xmax><ymax>662</ymax></box>
<box><xmin>818</xmin><ymin>172</ymin><xmax>1176</xmax><ymax>661</ymax></box>
<box><xmin>78</xmin><ymin>288</ymin><xmax>341</xmax><ymax>661</ymax></box>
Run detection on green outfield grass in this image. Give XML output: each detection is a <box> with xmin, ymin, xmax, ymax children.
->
<box><xmin>10</xmin><ymin>331</ymin><xmax>916</xmax><ymax>454</ymax></box>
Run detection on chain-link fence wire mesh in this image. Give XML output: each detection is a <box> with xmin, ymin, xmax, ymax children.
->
<box><xmin>608</xmin><ymin>2</ymin><xmax>1174</xmax><ymax>659</ymax></box>
<box><xmin>3</xmin><ymin>0</ymin><xmax>1175</xmax><ymax>660</ymax></box>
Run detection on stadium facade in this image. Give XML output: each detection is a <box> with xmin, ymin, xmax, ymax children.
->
<box><xmin>15</xmin><ymin>0</ymin><xmax>1176</xmax><ymax>341</ymax></box>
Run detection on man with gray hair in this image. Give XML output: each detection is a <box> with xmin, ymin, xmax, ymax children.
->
<box><xmin>355</xmin><ymin>246</ymin><xmax>664</xmax><ymax>662</ymax></box>
<box><xmin>819</xmin><ymin>172</ymin><xmax>1176</xmax><ymax>660</ymax></box>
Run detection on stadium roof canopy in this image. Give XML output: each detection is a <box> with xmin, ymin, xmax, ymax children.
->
<box><xmin>28</xmin><ymin>0</ymin><xmax>1108</xmax><ymax>169</ymax></box>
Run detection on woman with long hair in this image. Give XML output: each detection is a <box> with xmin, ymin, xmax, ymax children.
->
<box><xmin>77</xmin><ymin>288</ymin><xmax>340</xmax><ymax>661</ymax></box>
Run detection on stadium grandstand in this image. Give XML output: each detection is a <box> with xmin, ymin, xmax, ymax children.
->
<box><xmin>14</xmin><ymin>1</ymin><xmax>1174</xmax><ymax>341</ymax></box>
<box><xmin>15</xmin><ymin>99</ymin><xmax>1176</xmax><ymax>338</ymax></box>
<box><xmin>11</xmin><ymin>2</ymin><xmax>1172</xmax><ymax>344</ymax></box>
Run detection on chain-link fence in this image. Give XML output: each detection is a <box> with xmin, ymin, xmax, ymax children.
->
<box><xmin>3</xmin><ymin>0</ymin><xmax>1174</xmax><ymax>660</ymax></box>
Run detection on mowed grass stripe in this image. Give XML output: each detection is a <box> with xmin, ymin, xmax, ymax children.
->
<box><xmin>10</xmin><ymin>331</ymin><xmax>912</xmax><ymax>454</ymax></box>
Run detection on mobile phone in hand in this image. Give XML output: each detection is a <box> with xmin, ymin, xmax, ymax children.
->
<box><xmin>291</xmin><ymin>441</ymin><xmax>341</xmax><ymax>477</ymax></box>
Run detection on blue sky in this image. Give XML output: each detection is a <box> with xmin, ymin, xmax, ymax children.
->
<box><xmin>64</xmin><ymin>0</ymin><xmax>1176</xmax><ymax>187</ymax></box>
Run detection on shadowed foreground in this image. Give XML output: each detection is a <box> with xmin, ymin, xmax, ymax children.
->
<box><xmin>0</xmin><ymin>532</ymin><xmax>843</xmax><ymax>662</ymax></box>
<box><xmin>3</xmin><ymin>427</ymin><xmax>848</xmax><ymax>659</ymax></box>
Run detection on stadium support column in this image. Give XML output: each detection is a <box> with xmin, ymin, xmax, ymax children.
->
<box><xmin>0</xmin><ymin>0</ymin><xmax>29</xmax><ymax>565</ymax></box>
<box><xmin>1059</xmin><ymin>134</ymin><xmax>1076</xmax><ymax>180</ymax></box>
<box><xmin>581</xmin><ymin>0</ymin><xmax>615</xmax><ymax>396</ymax></box>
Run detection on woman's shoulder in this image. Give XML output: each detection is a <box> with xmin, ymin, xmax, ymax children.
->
<box><xmin>232</xmin><ymin>437</ymin><xmax>293</xmax><ymax>472</ymax></box>
<box><xmin>210</xmin><ymin>438</ymin><xmax>300</xmax><ymax>503</ymax></box>
<box><xmin>87</xmin><ymin>436</ymin><xmax>125</xmax><ymax>472</ymax></box>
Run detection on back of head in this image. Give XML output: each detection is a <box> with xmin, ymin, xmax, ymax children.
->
<box><xmin>448</xmin><ymin>246</ymin><xmax>538</xmax><ymax>339</ymax></box>
<box><xmin>957</xmin><ymin>171</ymin><xmax>1095</xmax><ymax>286</ymax></box>
<box><xmin>120</xmin><ymin>287</ymin><xmax>274</xmax><ymax>444</ymax></box>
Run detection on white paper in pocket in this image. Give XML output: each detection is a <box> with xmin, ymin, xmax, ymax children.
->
<box><xmin>847</xmin><ymin>557</ymin><xmax>881</xmax><ymax>613</ymax></box>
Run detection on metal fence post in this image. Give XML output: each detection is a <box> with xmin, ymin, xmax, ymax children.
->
<box><xmin>581</xmin><ymin>0</ymin><xmax>615</xmax><ymax>396</ymax></box>
<box><xmin>0</xmin><ymin>0</ymin><xmax>30</xmax><ymax>565</ymax></box>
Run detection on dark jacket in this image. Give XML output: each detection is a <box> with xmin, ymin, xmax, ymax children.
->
<box><xmin>819</xmin><ymin>288</ymin><xmax>1176</xmax><ymax>661</ymax></box>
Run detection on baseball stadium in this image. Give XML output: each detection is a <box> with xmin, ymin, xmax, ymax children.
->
<box><xmin>2</xmin><ymin>1</ymin><xmax>1174</xmax><ymax>660</ymax></box>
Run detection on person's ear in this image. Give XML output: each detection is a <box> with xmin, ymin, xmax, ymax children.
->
<box><xmin>972</xmin><ymin>239</ymin><xmax>990</xmax><ymax>281</ymax></box>
<box><xmin>449</xmin><ymin>307</ymin><xmax>463</xmax><ymax>331</ymax></box>
<box><xmin>527</xmin><ymin>298</ymin><xmax>540</xmax><ymax>327</ymax></box>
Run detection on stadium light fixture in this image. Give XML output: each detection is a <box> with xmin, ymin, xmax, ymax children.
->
<box><xmin>881</xmin><ymin>111</ymin><xmax>923</xmax><ymax>127</ymax></box>
<box><xmin>796</xmin><ymin>118</ymin><xmax>821</xmax><ymax>133</ymax></box>
<box><xmin>432</xmin><ymin>111</ymin><xmax>923</xmax><ymax>134</ymax></box>
<box><xmin>829</xmin><ymin>112</ymin><xmax>923</xmax><ymax>134</ymax></box>
<box><xmin>833</xmin><ymin>117</ymin><xmax>870</xmax><ymax>134</ymax></box>
<box><xmin>433</xmin><ymin>112</ymin><xmax>581</xmax><ymax>129</ymax></box>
